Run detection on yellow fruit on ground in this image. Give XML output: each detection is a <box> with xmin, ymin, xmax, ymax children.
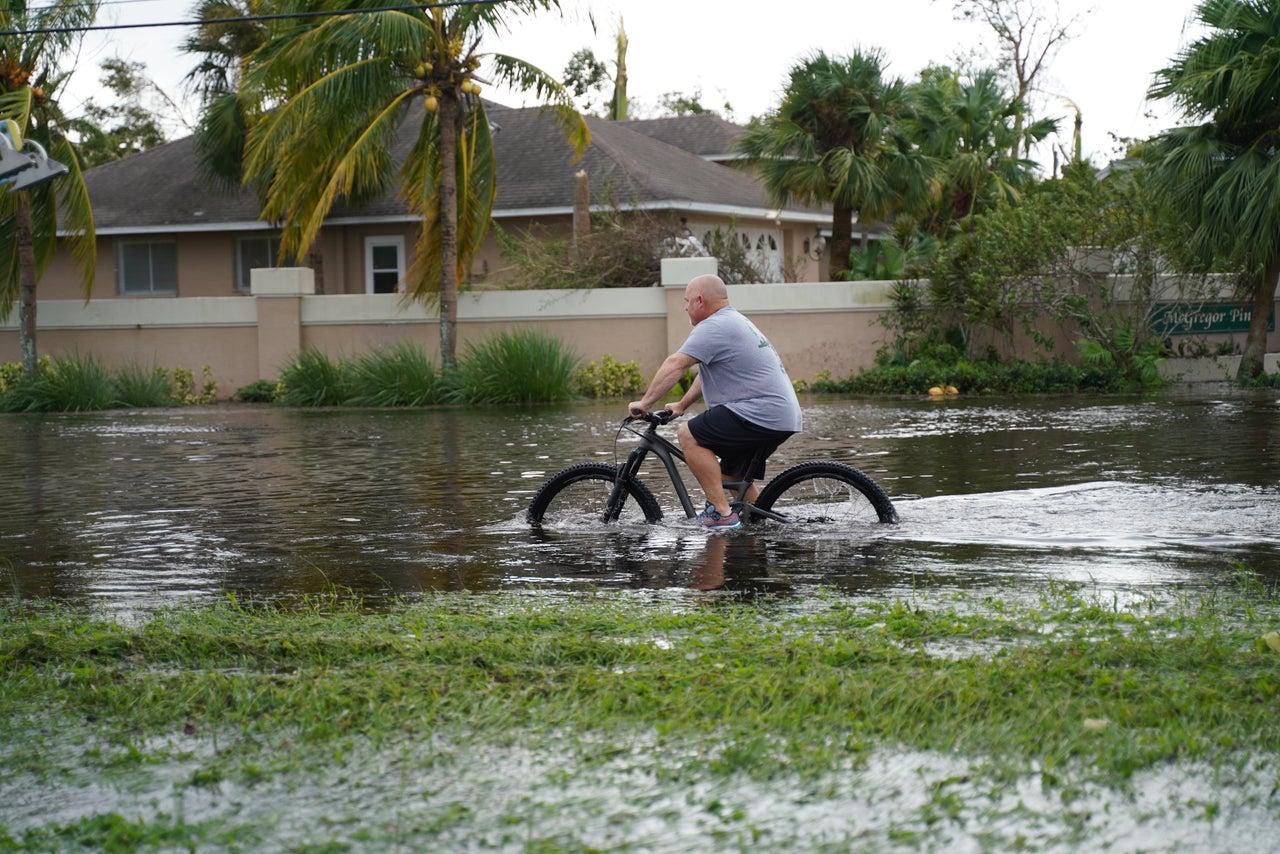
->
<box><xmin>945</xmin><ymin>385</ymin><xmax>959</xmax><ymax>395</ymax></box>
<box><xmin>928</xmin><ymin>386</ymin><xmax>944</xmax><ymax>396</ymax></box>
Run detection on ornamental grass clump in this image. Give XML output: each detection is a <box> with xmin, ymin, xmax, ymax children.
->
<box><xmin>275</xmin><ymin>349</ymin><xmax>356</xmax><ymax>407</ymax></box>
<box><xmin>0</xmin><ymin>354</ymin><xmax>117</xmax><ymax>412</ymax></box>
<box><xmin>346</xmin><ymin>342</ymin><xmax>441</xmax><ymax>407</ymax></box>
<box><xmin>445</xmin><ymin>329</ymin><xmax>580</xmax><ymax>404</ymax></box>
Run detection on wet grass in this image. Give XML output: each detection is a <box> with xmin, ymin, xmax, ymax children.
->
<box><xmin>1</xmin><ymin>578</ymin><xmax>1278</xmax><ymax>850</ymax></box>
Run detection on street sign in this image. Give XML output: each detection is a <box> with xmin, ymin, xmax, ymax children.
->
<box><xmin>1150</xmin><ymin>302</ymin><xmax>1276</xmax><ymax>335</ymax></box>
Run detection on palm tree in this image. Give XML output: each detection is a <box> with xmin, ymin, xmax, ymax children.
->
<box><xmin>1146</xmin><ymin>0</ymin><xmax>1280</xmax><ymax>381</ymax></box>
<box><xmin>907</xmin><ymin>66</ymin><xmax>1056</xmax><ymax>233</ymax></box>
<box><xmin>0</xmin><ymin>0</ymin><xmax>98</xmax><ymax>378</ymax></box>
<box><xmin>237</xmin><ymin>0</ymin><xmax>588</xmax><ymax>368</ymax></box>
<box><xmin>736</xmin><ymin>49</ymin><xmax>931</xmax><ymax>280</ymax></box>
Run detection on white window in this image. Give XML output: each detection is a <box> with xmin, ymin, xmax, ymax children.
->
<box><xmin>117</xmin><ymin>241</ymin><xmax>178</xmax><ymax>295</ymax></box>
<box><xmin>235</xmin><ymin>235</ymin><xmax>282</xmax><ymax>292</ymax></box>
<box><xmin>364</xmin><ymin>236</ymin><xmax>405</xmax><ymax>294</ymax></box>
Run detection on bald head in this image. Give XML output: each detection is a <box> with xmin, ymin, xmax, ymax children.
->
<box><xmin>684</xmin><ymin>274</ymin><xmax>729</xmax><ymax>325</ymax></box>
<box><xmin>688</xmin><ymin>274</ymin><xmax>729</xmax><ymax>304</ymax></box>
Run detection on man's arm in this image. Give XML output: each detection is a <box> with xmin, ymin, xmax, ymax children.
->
<box><xmin>668</xmin><ymin>371</ymin><xmax>702</xmax><ymax>417</ymax></box>
<box><xmin>628</xmin><ymin>351</ymin><xmax>698</xmax><ymax>416</ymax></box>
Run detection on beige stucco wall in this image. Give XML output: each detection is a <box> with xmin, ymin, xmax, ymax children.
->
<box><xmin>4</xmin><ymin>264</ymin><xmax>1277</xmax><ymax>398</ymax></box>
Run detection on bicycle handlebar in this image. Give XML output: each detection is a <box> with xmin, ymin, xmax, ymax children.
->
<box><xmin>625</xmin><ymin>408</ymin><xmax>675</xmax><ymax>427</ymax></box>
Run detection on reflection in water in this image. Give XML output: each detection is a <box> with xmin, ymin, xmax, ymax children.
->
<box><xmin>0</xmin><ymin>391</ymin><xmax>1277</xmax><ymax>611</ymax></box>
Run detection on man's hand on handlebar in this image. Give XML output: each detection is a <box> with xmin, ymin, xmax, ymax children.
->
<box><xmin>625</xmin><ymin>404</ymin><xmax>676</xmax><ymax>425</ymax></box>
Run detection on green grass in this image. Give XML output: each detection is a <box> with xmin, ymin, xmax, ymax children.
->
<box><xmin>2</xmin><ymin>580</ymin><xmax>1276</xmax><ymax>849</ymax></box>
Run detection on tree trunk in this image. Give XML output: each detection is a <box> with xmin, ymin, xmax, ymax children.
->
<box><xmin>572</xmin><ymin>169</ymin><xmax>590</xmax><ymax>257</ymax></box>
<box><xmin>829</xmin><ymin>202</ymin><xmax>855</xmax><ymax>280</ymax></box>
<box><xmin>1236</xmin><ymin>256</ymin><xmax>1279</xmax><ymax>382</ymax></box>
<box><xmin>438</xmin><ymin>92</ymin><xmax>459</xmax><ymax>371</ymax></box>
<box><xmin>16</xmin><ymin>193</ymin><xmax>39</xmax><ymax>379</ymax></box>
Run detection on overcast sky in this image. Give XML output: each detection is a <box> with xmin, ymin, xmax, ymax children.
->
<box><xmin>61</xmin><ymin>0</ymin><xmax>1207</xmax><ymax>167</ymax></box>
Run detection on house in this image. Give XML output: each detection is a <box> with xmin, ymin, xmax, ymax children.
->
<box><xmin>38</xmin><ymin>101</ymin><xmax>835</xmax><ymax>302</ymax></box>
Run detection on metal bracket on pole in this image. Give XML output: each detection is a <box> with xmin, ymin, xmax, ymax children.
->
<box><xmin>0</xmin><ymin>126</ymin><xmax>69</xmax><ymax>191</ymax></box>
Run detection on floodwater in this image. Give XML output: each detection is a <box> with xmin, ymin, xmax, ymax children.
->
<box><xmin>3</xmin><ymin>391</ymin><xmax>1280</xmax><ymax>852</ymax></box>
<box><xmin>1</xmin><ymin>390</ymin><xmax>1277</xmax><ymax>610</ymax></box>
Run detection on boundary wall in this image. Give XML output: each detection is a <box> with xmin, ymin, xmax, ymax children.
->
<box><xmin>2</xmin><ymin>259</ymin><xmax>1276</xmax><ymax>396</ymax></box>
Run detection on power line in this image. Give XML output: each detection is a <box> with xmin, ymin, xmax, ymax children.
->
<box><xmin>0</xmin><ymin>0</ymin><xmax>508</xmax><ymax>37</ymax></box>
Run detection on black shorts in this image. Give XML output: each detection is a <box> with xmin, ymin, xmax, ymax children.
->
<box><xmin>688</xmin><ymin>406</ymin><xmax>795</xmax><ymax>481</ymax></box>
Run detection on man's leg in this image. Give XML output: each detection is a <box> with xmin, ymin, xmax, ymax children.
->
<box><xmin>677</xmin><ymin>421</ymin><xmax>732</xmax><ymax>515</ymax></box>
<box><xmin>723</xmin><ymin>476</ymin><xmax>760</xmax><ymax>504</ymax></box>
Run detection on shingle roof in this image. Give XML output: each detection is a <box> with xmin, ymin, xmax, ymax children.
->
<box><xmin>83</xmin><ymin>102</ymin><xmax>820</xmax><ymax>232</ymax></box>
<box><xmin>615</xmin><ymin>114</ymin><xmax>746</xmax><ymax>161</ymax></box>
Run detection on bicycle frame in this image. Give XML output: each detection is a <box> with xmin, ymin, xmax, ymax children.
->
<box><xmin>604</xmin><ymin>413</ymin><xmax>786</xmax><ymax>523</ymax></box>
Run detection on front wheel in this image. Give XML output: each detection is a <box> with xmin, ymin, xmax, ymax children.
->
<box><xmin>749</xmin><ymin>461</ymin><xmax>897</xmax><ymax>527</ymax></box>
<box><xmin>527</xmin><ymin>463</ymin><xmax>664</xmax><ymax>526</ymax></box>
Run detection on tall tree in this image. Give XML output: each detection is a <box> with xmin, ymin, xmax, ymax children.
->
<box><xmin>944</xmin><ymin>0</ymin><xmax>1077</xmax><ymax>159</ymax></box>
<box><xmin>184</xmin><ymin>0</ymin><xmax>272</xmax><ymax>187</ymax></box>
<box><xmin>907</xmin><ymin>66</ymin><xmax>1056</xmax><ymax>232</ymax></box>
<box><xmin>1146</xmin><ymin>0</ymin><xmax>1280</xmax><ymax>381</ymax></box>
<box><xmin>736</xmin><ymin>48</ymin><xmax>932</xmax><ymax>280</ymax></box>
<box><xmin>238</xmin><ymin>0</ymin><xmax>588</xmax><ymax>367</ymax></box>
<box><xmin>70</xmin><ymin>58</ymin><xmax>168</xmax><ymax>168</ymax></box>
<box><xmin>0</xmin><ymin>0</ymin><xmax>98</xmax><ymax>378</ymax></box>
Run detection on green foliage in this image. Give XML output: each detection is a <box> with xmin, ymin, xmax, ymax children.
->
<box><xmin>345</xmin><ymin>342</ymin><xmax>441</xmax><ymax>407</ymax></box>
<box><xmin>572</xmin><ymin>354</ymin><xmax>644</xmax><ymax>399</ymax></box>
<box><xmin>2</xmin><ymin>579</ymin><xmax>1278</xmax><ymax>851</ymax></box>
<box><xmin>445</xmin><ymin>329</ymin><xmax>580</xmax><ymax>405</ymax></box>
<box><xmin>275</xmin><ymin>350</ymin><xmax>355</xmax><ymax>407</ymax></box>
<box><xmin>0</xmin><ymin>354</ymin><xmax>117</xmax><ymax>412</ymax></box>
<box><xmin>232</xmin><ymin>379</ymin><xmax>279</xmax><ymax>403</ymax></box>
<box><xmin>898</xmin><ymin>163</ymin><xmax>1213</xmax><ymax>382</ymax></box>
<box><xmin>272</xmin><ymin>333</ymin><xmax>581</xmax><ymax>407</ymax></box>
<box><xmin>113</xmin><ymin>363</ymin><xmax>179</xmax><ymax>408</ymax></box>
<box><xmin>694</xmin><ymin>218</ymin><xmax>769</xmax><ymax>284</ymax></box>
<box><xmin>1076</xmin><ymin>324</ymin><xmax>1168</xmax><ymax>389</ymax></box>
<box><xmin>814</xmin><ymin>355</ymin><xmax>1123</xmax><ymax>396</ymax></box>
<box><xmin>171</xmin><ymin>365</ymin><xmax>218</xmax><ymax>405</ymax></box>
<box><xmin>496</xmin><ymin>206</ymin><xmax>780</xmax><ymax>288</ymax></box>
<box><xmin>0</xmin><ymin>356</ymin><xmax>220</xmax><ymax>412</ymax></box>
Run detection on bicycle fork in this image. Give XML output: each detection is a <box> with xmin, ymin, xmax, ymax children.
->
<box><xmin>603</xmin><ymin>446</ymin><xmax>649</xmax><ymax>523</ymax></box>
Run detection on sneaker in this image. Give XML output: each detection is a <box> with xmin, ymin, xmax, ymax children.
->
<box><xmin>695</xmin><ymin>506</ymin><xmax>741</xmax><ymax>531</ymax></box>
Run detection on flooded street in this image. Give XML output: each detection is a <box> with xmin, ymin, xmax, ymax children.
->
<box><xmin>1</xmin><ymin>391</ymin><xmax>1276</xmax><ymax>609</ymax></box>
<box><xmin>2</xmin><ymin>390</ymin><xmax>1279</xmax><ymax>852</ymax></box>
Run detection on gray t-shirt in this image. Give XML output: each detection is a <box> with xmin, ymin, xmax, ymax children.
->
<box><xmin>678</xmin><ymin>306</ymin><xmax>803</xmax><ymax>433</ymax></box>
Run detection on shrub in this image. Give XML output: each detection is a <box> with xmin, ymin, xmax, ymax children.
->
<box><xmin>0</xmin><ymin>354</ymin><xmax>117</xmax><ymax>412</ymax></box>
<box><xmin>275</xmin><ymin>350</ymin><xmax>356</xmax><ymax>407</ymax></box>
<box><xmin>446</xmin><ymin>329</ymin><xmax>579</xmax><ymax>404</ymax></box>
<box><xmin>114</xmin><ymin>364</ymin><xmax>178</xmax><ymax>407</ymax></box>
<box><xmin>346</xmin><ymin>342</ymin><xmax>441</xmax><ymax>407</ymax></box>
<box><xmin>233</xmin><ymin>380</ymin><xmax>280</xmax><ymax>403</ymax></box>
<box><xmin>171</xmin><ymin>366</ymin><xmax>219</xmax><ymax>404</ymax></box>
<box><xmin>573</xmin><ymin>354</ymin><xmax>645</xmax><ymax>399</ymax></box>
<box><xmin>818</xmin><ymin>356</ymin><xmax>1125</xmax><ymax>396</ymax></box>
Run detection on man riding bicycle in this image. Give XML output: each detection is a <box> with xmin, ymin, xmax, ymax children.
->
<box><xmin>628</xmin><ymin>274</ymin><xmax>803</xmax><ymax>531</ymax></box>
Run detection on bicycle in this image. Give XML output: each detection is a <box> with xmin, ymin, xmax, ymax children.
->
<box><xmin>527</xmin><ymin>409</ymin><xmax>897</xmax><ymax>528</ymax></box>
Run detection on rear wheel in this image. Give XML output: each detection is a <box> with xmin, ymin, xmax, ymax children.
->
<box><xmin>527</xmin><ymin>463</ymin><xmax>663</xmax><ymax>526</ymax></box>
<box><xmin>749</xmin><ymin>462</ymin><xmax>897</xmax><ymax>527</ymax></box>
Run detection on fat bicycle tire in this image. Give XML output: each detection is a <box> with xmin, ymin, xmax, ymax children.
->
<box><xmin>527</xmin><ymin>463</ymin><xmax>664</xmax><ymax>526</ymax></box>
<box><xmin>749</xmin><ymin>461</ymin><xmax>898</xmax><ymax>526</ymax></box>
